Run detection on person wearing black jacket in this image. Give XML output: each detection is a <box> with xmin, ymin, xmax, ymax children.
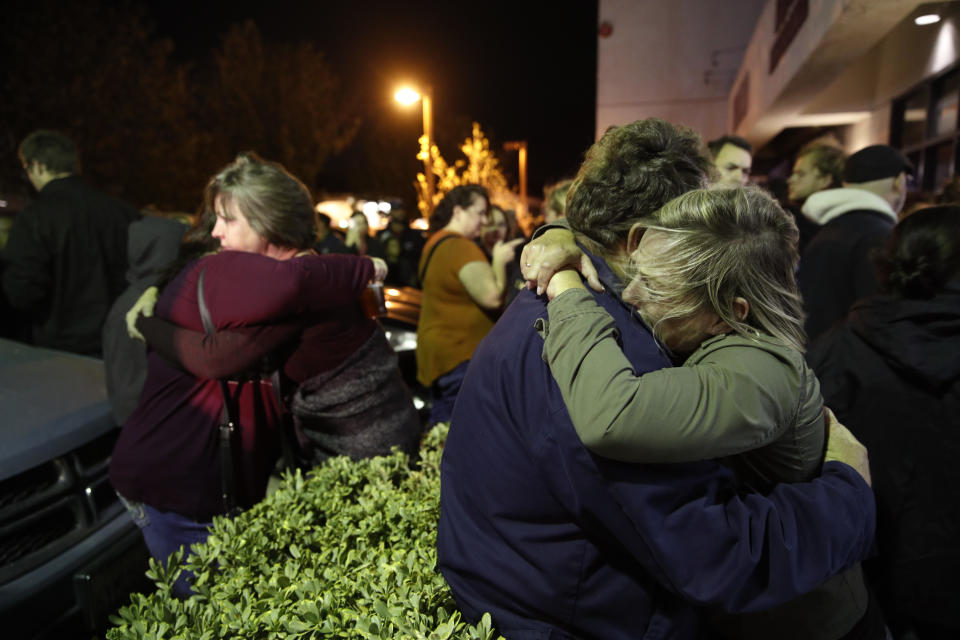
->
<box><xmin>799</xmin><ymin>145</ymin><xmax>913</xmax><ymax>341</ymax></box>
<box><xmin>2</xmin><ymin>130</ymin><xmax>140</xmax><ymax>355</ymax></box>
<box><xmin>807</xmin><ymin>205</ymin><xmax>960</xmax><ymax>640</ymax></box>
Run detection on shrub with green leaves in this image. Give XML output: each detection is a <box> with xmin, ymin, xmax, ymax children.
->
<box><xmin>106</xmin><ymin>425</ymin><xmax>502</xmax><ymax>639</ymax></box>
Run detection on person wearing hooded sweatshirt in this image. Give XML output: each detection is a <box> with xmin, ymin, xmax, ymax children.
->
<box><xmin>798</xmin><ymin>144</ymin><xmax>913</xmax><ymax>341</ymax></box>
<box><xmin>102</xmin><ymin>216</ymin><xmax>188</xmax><ymax>425</ymax></box>
<box><xmin>807</xmin><ymin>205</ymin><xmax>960</xmax><ymax>640</ymax></box>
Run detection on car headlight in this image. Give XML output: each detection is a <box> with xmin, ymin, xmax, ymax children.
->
<box><xmin>383</xmin><ymin>328</ymin><xmax>417</xmax><ymax>353</ymax></box>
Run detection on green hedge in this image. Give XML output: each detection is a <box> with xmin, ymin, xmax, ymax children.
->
<box><xmin>107</xmin><ymin>425</ymin><xmax>502</xmax><ymax>639</ymax></box>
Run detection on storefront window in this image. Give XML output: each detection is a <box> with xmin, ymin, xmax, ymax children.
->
<box><xmin>927</xmin><ymin>142</ymin><xmax>954</xmax><ymax>192</ymax></box>
<box><xmin>934</xmin><ymin>71</ymin><xmax>960</xmax><ymax>137</ymax></box>
<box><xmin>893</xmin><ymin>65</ymin><xmax>960</xmax><ymax>196</ymax></box>
<box><xmin>901</xmin><ymin>91</ymin><xmax>929</xmax><ymax>148</ymax></box>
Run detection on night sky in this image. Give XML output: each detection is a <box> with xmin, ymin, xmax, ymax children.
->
<box><xmin>141</xmin><ymin>0</ymin><xmax>599</xmax><ymax>200</ymax></box>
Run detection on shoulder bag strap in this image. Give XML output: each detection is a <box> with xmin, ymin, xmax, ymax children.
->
<box><xmin>270</xmin><ymin>369</ymin><xmax>304</xmax><ymax>472</ymax></box>
<box><xmin>198</xmin><ymin>269</ymin><xmax>241</xmax><ymax>516</ymax></box>
<box><xmin>417</xmin><ymin>234</ymin><xmax>457</xmax><ymax>286</ymax></box>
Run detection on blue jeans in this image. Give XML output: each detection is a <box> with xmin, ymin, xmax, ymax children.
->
<box><xmin>117</xmin><ymin>493</ymin><xmax>213</xmax><ymax>598</ymax></box>
<box><xmin>428</xmin><ymin>360</ymin><xmax>470</xmax><ymax>425</ymax></box>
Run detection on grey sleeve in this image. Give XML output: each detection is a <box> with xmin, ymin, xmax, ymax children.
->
<box><xmin>543</xmin><ymin>288</ymin><xmax>800</xmax><ymax>463</ymax></box>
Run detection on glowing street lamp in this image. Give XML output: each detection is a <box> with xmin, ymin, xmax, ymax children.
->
<box><xmin>394</xmin><ymin>85</ymin><xmax>435</xmax><ymax>213</ymax></box>
<box><xmin>394</xmin><ymin>87</ymin><xmax>421</xmax><ymax>106</ymax></box>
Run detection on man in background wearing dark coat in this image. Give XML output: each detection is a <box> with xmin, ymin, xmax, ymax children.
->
<box><xmin>798</xmin><ymin>144</ymin><xmax>912</xmax><ymax>341</ymax></box>
<box><xmin>2</xmin><ymin>130</ymin><xmax>140</xmax><ymax>355</ymax></box>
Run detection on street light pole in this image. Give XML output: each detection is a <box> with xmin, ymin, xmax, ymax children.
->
<box><xmin>504</xmin><ymin>140</ymin><xmax>528</xmax><ymax>223</ymax></box>
<box><xmin>421</xmin><ymin>85</ymin><xmax>435</xmax><ymax>214</ymax></box>
<box><xmin>395</xmin><ymin>84</ymin><xmax>436</xmax><ymax>215</ymax></box>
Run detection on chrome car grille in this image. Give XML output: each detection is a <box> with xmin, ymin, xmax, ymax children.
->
<box><xmin>0</xmin><ymin>431</ymin><xmax>123</xmax><ymax>584</ymax></box>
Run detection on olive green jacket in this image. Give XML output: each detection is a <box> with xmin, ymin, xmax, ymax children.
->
<box><xmin>541</xmin><ymin>288</ymin><xmax>825</xmax><ymax>488</ymax></box>
<box><xmin>540</xmin><ymin>288</ymin><xmax>866</xmax><ymax>640</ymax></box>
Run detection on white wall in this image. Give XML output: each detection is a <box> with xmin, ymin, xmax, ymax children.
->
<box><xmin>844</xmin><ymin>104</ymin><xmax>892</xmax><ymax>154</ymax></box>
<box><xmin>596</xmin><ymin>0</ymin><xmax>765</xmax><ymax>141</ymax></box>
<box><xmin>730</xmin><ymin>0</ymin><xmax>923</xmax><ymax>145</ymax></box>
<box><xmin>874</xmin><ymin>7</ymin><xmax>960</xmax><ymax>102</ymax></box>
<box><xmin>810</xmin><ymin>4</ymin><xmax>960</xmax><ymax>116</ymax></box>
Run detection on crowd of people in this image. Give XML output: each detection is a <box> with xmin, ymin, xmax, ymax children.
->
<box><xmin>1</xmin><ymin>123</ymin><xmax>957</xmax><ymax>639</ymax></box>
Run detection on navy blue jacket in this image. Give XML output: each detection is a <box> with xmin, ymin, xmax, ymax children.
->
<box><xmin>437</xmin><ymin>250</ymin><xmax>876</xmax><ymax>639</ymax></box>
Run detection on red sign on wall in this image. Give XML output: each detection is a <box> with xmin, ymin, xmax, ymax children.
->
<box><xmin>770</xmin><ymin>0</ymin><xmax>809</xmax><ymax>74</ymax></box>
<box><xmin>733</xmin><ymin>72</ymin><xmax>751</xmax><ymax>131</ymax></box>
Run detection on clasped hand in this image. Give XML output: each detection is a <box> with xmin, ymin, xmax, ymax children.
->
<box><xmin>520</xmin><ymin>229</ymin><xmax>604</xmax><ymax>296</ymax></box>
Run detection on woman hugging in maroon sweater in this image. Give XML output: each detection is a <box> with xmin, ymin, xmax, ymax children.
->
<box><xmin>110</xmin><ymin>153</ymin><xmax>419</xmax><ymax>596</ymax></box>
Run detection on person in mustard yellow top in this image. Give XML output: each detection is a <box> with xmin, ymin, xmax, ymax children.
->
<box><xmin>416</xmin><ymin>185</ymin><xmax>523</xmax><ymax>425</ymax></box>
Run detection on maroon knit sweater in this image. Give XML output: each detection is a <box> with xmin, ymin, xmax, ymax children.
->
<box><xmin>109</xmin><ymin>251</ymin><xmax>373</xmax><ymax>520</ymax></box>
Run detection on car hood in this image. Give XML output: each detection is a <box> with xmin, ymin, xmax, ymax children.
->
<box><xmin>0</xmin><ymin>339</ymin><xmax>116</xmax><ymax>480</ymax></box>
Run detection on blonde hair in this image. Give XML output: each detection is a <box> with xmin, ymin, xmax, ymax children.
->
<box><xmin>625</xmin><ymin>187</ymin><xmax>807</xmax><ymax>352</ymax></box>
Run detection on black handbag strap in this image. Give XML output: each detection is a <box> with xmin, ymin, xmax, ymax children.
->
<box><xmin>270</xmin><ymin>368</ymin><xmax>304</xmax><ymax>472</ymax></box>
<box><xmin>198</xmin><ymin>269</ymin><xmax>242</xmax><ymax>516</ymax></box>
<box><xmin>417</xmin><ymin>233</ymin><xmax>457</xmax><ymax>286</ymax></box>
<box><xmin>199</xmin><ymin>270</ymin><xmax>304</xmax><ymax>490</ymax></box>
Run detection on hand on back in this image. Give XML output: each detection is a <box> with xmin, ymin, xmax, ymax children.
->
<box><xmin>126</xmin><ymin>286</ymin><xmax>159</xmax><ymax>341</ymax></box>
<box><xmin>520</xmin><ymin>228</ymin><xmax>603</xmax><ymax>295</ymax></box>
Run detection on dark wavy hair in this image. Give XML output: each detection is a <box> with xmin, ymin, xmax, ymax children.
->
<box><xmin>707</xmin><ymin>134</ymin><xmax>753</xmax><ymax>158</ymax></box>
<box><xmin>429</xmin><ymin>184</ymin><xmax>488</xmax><ymax>232</ymax></box>
<box><xmin>566</xmin><ymin>119</ymin><xmax>713</xmax><ymax>251</ymax></box>
<box><xmin>875</xmin><ymin>205</ymin><xmax>960</xmax><ymax>298</ymax></box>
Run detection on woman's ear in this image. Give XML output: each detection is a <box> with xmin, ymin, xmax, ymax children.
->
<box><xmin>706</xmin><ymin>297</ymin><xmax>750</xmax><ymax>336</ymax></box>
<box><xmin>732</xmin><ymin>296</ymin><xmax>750</xmax><ymax>322</ymax></box>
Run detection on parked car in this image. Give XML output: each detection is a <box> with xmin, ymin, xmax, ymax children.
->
<box><xmin>0</xmin><ymin>339</ymin><xmax>150</xmax><ymax>638</ymax></box>
<box><xmin>370</xmin><ymin>285</ymin><xmax>429</xmax><ymax>426</ymax></box>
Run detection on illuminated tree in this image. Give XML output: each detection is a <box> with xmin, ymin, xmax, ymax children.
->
<box><xmin>415</xmin><ymin>122</ymin><xmax>518</xmax><ymax>218</ymax></box>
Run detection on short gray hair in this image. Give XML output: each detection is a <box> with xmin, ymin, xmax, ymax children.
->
<box><xmin>625</xmin><ymin>187</ymin><xmax>807</xmax><ymax>352</ymax></box>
